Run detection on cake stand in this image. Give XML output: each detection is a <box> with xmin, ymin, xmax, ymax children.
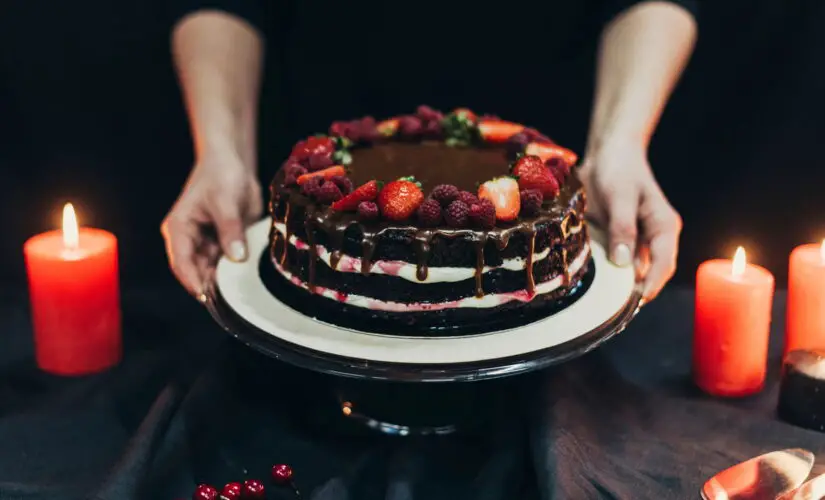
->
<box><xmin>202</xmin><ymin>218</ymin><xmax>643</xmax><ymax>435</ymax></box>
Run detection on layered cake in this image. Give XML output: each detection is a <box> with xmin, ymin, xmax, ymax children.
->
<box><xmin>267</xmin><ymin>106</ymin><xmax>591</xmax><ymax>332</ymax></box>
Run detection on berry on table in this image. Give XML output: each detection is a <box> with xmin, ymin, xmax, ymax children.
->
<box><xmin>444</xmin><ymin>200</ymin><xmax>470</xmax><ymax>228</ymax></box>
<box><xmin>316</xmin><ymin>181</ymin><xmax>343</xmax><ymax>204</ymax></box>
<box><xmin>478</xmin><ymin>176</ymin><xmax>520</xmax><ymax>222</ymax></box>
<box><xmin>377</xmin><ymin>177</ymin><xmax>424</xmax><ymax>221</ymax></box>
<box><xmin>331</xmin><ymin>180</ymin><xmax>382</xmax><ymax>211</ymax></box>
<box><xmin>296</xmin><ymin>165</ymin><xmax>346</xmax><ymax>185</ymax></box>
<box><xmin>469</xmin><ymin>198</ymin><xmax>497</xmax><ymax>229</ymax></box>
<box><xmin>329</xmin><ymin>175</ymin><xmax>354</xmax><ymax>195</ymax></box>
<box><xmin>456</xmin><ymin>190</ymin><xmax>479</xmax><ymax>207</ymax></box>
<box><xmin>219</xmin><ymin>482</ymin><xmax>242</xmax><ymax>500</ymax></box>
<box><xmin>357</xmin><ymin>201</ymin><xmax>380</xmax><ymax>221</ymax></box>
<box><xmin>520</xmin><ymin>189</ymin><xmax>544</xmax><ymax>217</ymax></box>
<box><xmin>242</xmin><ymin>479</ymin><xmax>265</xmax><ymax>499</ymax></box>
<box><xmin>417</xmin><ymin>198</ymin><xmax>443</xmax><ymax>227</ymax></box>
<box><xmin>271</xmin><ymin>463</ymin><xmax>295</xmax><ymax>484</ymax></box>
<box><xmin>430</xmin><ymin>184</ymin><xmax>460</xmax><ymax>206</ymax></box>
<box><xmin>192</xmin><ymin>484</ymin><xmax>218</xmax><ymax>500</ymax></box>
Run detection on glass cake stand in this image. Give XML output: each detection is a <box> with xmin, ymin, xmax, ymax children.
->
<box><xmin>202</xmin><ymin>218</ymin><xmax>643</xmax><ymax>436</ymax></box>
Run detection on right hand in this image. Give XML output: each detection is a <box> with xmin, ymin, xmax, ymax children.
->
<box><xmin>161</xmin><ymin>149</ymin><xmax>263</xmax><ymax>297</ymax></box>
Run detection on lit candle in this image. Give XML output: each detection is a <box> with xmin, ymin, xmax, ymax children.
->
<box><xmin>24</xmin><ymin>203</ymin><xmax>121</xmax><ymax>375</ymax></box>
<box><xmin>785</xmin><ymin>240</ymin><xmax>825</xmax><ymax>358</ymax></box>
<box><xmin>693</xmin><ymin>247</ymin><xmax>775</xmax><ymax>397</ymax></box>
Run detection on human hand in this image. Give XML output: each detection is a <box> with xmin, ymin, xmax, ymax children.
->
<box><xmin>579</xmin><ymin>141</ymin><xmax>682</xmax><ymax>301</ymax></box>
<box><xmin>161</xmin><ymin>149</ymin><xmax>263</xmax><ymax>297</ymax></box>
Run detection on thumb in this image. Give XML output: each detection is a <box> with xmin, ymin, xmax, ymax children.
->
<box><xmin>212</xmin><ymin>200</ymin><xmax>249</xmax><ymax>263</ymax></box>
<box><xmin>606</xmin><ymin>191</ymin><xmax>639</xmax><ymax>267</ymax></box>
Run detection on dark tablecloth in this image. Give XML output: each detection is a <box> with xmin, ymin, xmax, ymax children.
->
<box><xmin>1</xmin><ymin>286</ymin><xmax>823</xmax><ymax>500</ymax></box>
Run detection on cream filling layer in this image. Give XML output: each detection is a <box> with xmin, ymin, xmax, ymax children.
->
<box><xmin>272</xmin><ymin>243</ymin><xmax>590</xmax><ymax>312</ymax></box>
<box><xmin>272</xmin><ymin>221</ymin><xmax>582</xmax><ymax>284</ymax></box>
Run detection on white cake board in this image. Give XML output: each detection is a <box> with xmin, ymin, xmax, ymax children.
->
<box><xmin>204</xmin><ymin>217</ymin><xmax>642</xmax><ymax>381</ymax></box>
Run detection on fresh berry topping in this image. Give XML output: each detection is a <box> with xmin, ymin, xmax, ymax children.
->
<box><xmin>417</xmin><ymin>198</ymin><xmax>443</xmax><ymax>227</ymax></box>
<box><xmin>377</xmin><ymin>118</ymin><xmax>400</xmax><ymax>137</ymax></box>
<box><xmin>283</xmin><ymin>174</ymin><xmax>298</xmax><ymax>186</ymax></box>
<box><xmin>331</xmin><ymin>180</ymin><xmax>382</xmax><ymax>211</ymax></box>
<box><xmin>316</xmin><ymin>181</ymin><xmax>343</xmax><ymax>204</ymax></box>
<box><xmin>397</xmin><ymin>116</ymin><xmax>424</xmax><ymax>136</ymax></box>
<box><xmin>307</xmin><ymin>150</ymin><xmax>334</xmax><ymax>171</ymax></box>
<box><xmin>430</xmin><ymin>184</ymin><xmax>460</xmax><ymax>206</ymax></box>
<box><xmin>478</xmin><ymin>119</ymin><xmax>525</xmax><ymax>143</ymax></box>
<box><xmin>329</xmin><ymin>121</ymin><xmax>350</xmax><ymax>137</ymax></box>
<box><xmin>512</xmin><ymin>155</ymin><xmax>560</xmax><ymax>198</ymax></box>
<box><xmin>525</xmin><ymin>142</ymin><xmax>578</xmax><ymax>166</ymax></box>
<box><xmin>220</xmin><ymin>482</ymin><xmax>242</xmax><ymax>500</ymax></box>
<box><xmin>520</xmin><ymin>189</ymin><xmax>544</xmax><ymax>217</ymax></box>
<box><xmin>423</xmin><ymin>119</ymin><xmax>443</xmax><ymax>138</ymax></box>
<box><xmin>505</xmin><ymin>131</ymin><xmax>532</xmax><ymax>158</ymax></box>
<box><xmin>377</xmin><ymin>177</ymin><xmax>425</xmax><ymax>221</ymax></box>
<box><xmin>444</xmin><ymin>200</ymin><xmax>470</xmax><ymax>228</ymax></box>
<box><xmin>456</xmin><ymin>190</ymin><xmax>479</xmax><ymax>207</ymax></box>
<box><xmin>291</xmin><ymin>136</ymin><xmax>335</xmax><ymax>161</ymax></box>
<box><xmin>469</xmin><ymin>198</ymin><xmax>497</xmax><ymax>229</ymax></box>
<box><xmin>329</xmin><ymin>175</ymin><xmax>354</xmax><ymax>194</ymax></box>
<box><xmin>283</xmin><ymin>163</ymin><xmax>308</xmax><ymax>178</ymax></box>
<box><xmin>416</xmin><ymin>105</ymin><xmax>444</xmax><ymax>122</ymax></box>
<box><xmin>524</xmin><ymin>127</ymin><xmax>554</xmax><ymax>144</ymax></box>
<box><xmin>192</xmin><ymin>484</ymin><xmax>218</xmax><ymax>500</ymax></box>
<box><xmin>357</xmin><ymin>116</ymin><xmax>380</xmax><ymax>142</ymax></box>
<box><xmin>272</xmin><ymin>464</ymin><xmax>294</xmax><ymax>484</ymax></box>
<box><xmin>296</xmin><ymin>165</ymin><xmax>346</xmax><ymax>185</ymax></box>
<box><xmin>478</xmin><ymin>176</ymin><xmax>520</xmax><ymax>222</ymax></box>
<box><xmin>545</xmin><ymin>156</ymin><xmax>571</xmax><ymax>178</ymax></box>
<box><xmin>300</xmin><ymin>176</ymin><xmax>324</xmax><ymax>198</ymax></box>
<box><xmin>452</xmin><ymin>107</ymin><xmax>478</xmax><ymax>123</ymax></box>
<box><xmin>357</xmin><ymin>201</ymin><xmax>380</xmax><ymax>221</ymax></box>
<box><xmin>242</xmin><ymin>480</ymin><xmax>265</xmax><ymax>499</ymax></box>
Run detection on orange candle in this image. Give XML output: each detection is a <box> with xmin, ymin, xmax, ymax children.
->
<box><xmin>693</xmin><ymin>247</ymin><xmax>775</xmax><ymax>397</ymax></box>
<box><xmin>24</xmin><ymin>203</ymin><xmax>121</xmax><ymax>376</ymax></box>
<box><xmin>786</xmin><ymin>240</ymin><xmax>825</xmax><ymax>358</ymax></box>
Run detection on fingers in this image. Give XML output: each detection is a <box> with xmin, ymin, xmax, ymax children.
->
<box><xmin>161</xmin><ymin>216</ymin><xmax>206</xmax><ymax>296</ymax></box>
<box><xmin>212</xmin><ymin>200</ymin><xmax>249</xmax><ymax>262</ymax></box>
<box><xmin>641</xmin><ymin>207</ymin><xmax>682</xmax><ymax>301</ymax></box>
<box><xmin>606</xmin><ymin>188</ymin><xmax>640</xmax><ymax>267</ymax></box>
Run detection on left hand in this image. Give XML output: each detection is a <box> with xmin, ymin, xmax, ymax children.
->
<box><xmin>578</xmin><ymin>140</ymin><xmax>682</xmax><ymax>301</ymax></box>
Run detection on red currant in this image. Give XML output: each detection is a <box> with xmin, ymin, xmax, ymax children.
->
<box><xmin>192</xmin><ymin>484</ymin><xmax>218</xmax><ymax>500</ymax></box>
<box><xmin>219</xmin><ymin>482</ymin><xmax>242</xmax><ymax>500</ymax></box>
<box><xmin>271</xmin><ymin>463</ymin><xmax>294</xmax><ymax>484</ymax></box>
<box><xmin>242</xmin><ymin>479</ymin><xmax>265</xmax><ymax>499</ymax></box>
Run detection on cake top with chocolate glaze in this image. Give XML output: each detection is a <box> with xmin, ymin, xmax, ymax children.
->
<box><xmin>273</xmin><ymin>106</ymin><xmax>580</xmax><ymax>230</ymax></box>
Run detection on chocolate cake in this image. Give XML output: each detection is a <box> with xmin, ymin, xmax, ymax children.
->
<box><xmin>267</xmin><ymin>106</ymin><xmax>591</xmax><ymax>332</ymax></box>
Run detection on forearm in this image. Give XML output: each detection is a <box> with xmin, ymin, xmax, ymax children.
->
<box><xmin>172</xmin><ymin>10</ymin><xmax>264</xmax><ymax>170</ymax></box>
<box><xmin>586</xmin><ymin>1</ymin><xmax>697</xmax><ymax>155</ymax></box>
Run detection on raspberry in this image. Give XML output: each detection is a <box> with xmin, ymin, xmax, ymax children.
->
<box><xmin>444</xmin><ymin>200</ymin><xmax>470</xmax><ymax>228</ymax></box>
<box><xmin>329</xmin><ymin>175</ymin><xmax>354</xmax><ymax>194</ymax></box>
<box><xmin>283</xmin><ymin>174</ymin><xmax>298</xmax><ymax>186</ymax></box>
<box><xmin>456</xmin><ymin>191</ymin><xmax>479</xmax><ymax>207</ymax></box>
<box><xmin>357</xmin><ymin>201</ymin><xmax>380</xmax><ymax>221</ymax></box>
<box><xmin>520</xmin><ymin>189</ymin><xmax>544</xmax><ymax>217</ymax></box>
<box><xmin>505</xmin><ymin>131</ymin><xmax>532</xmax><ymax>158</ymax></box>
<box><xmin>416</xmin><ymin>198</ymin><xmax>443</xmax><ymax>227</ymax></box>
<box><xmin>430</xmin><ymin>184</ymin><xmax>459</xmax><ymax>206</ymax></box>
<box><xmin>470</xmin><ymin>198</ymin><xmax>497</xmax><ymax>229</ymax></box>
<box><xmin>546</xmin><ymin>157</ymin><xmax>571</xmax><ymax>183</ymax></box>
<box><xmin>357</xmin><ymin>116</ymin><xmax>380</xmax><ymax>142</ymax></box>
<box><xmin>283</xmin><ymin>163</ymin><xmax>307</xmax><ymax>177</ymax></box>
<box><xmin>316</xmin><ymin>181</ymin><xmax>343</xmax><ymax>204</ymax></box>
<box><xmin>398</xmin><ymin>116</ymin><xmax>424</xmax><ymax>136</ymax></box>
<box><xmin>300</xmin><ymin>177</ymin><xmax>324</xmax><ymax>198</ymax></box>
<box><xmin>416</xmin><ymin>105</ymin><xmax>443</xmax><ymax>122</ymax></box>
<box><xmin>329</xmin><ymin>121</ymin><xmax>350</xmax><ymax>137</ymax></box>
<box><xmin>423</xmin><ymin>119</ymin><xmax>443</xmax><ymax>138</ymax></box>
<box><xmin>524</xmin><ymin>127</ymin><xmax>554</xmax><ymax>144</ymax></box>
<box><xmin>308</xmin><ymin>151</ymin><xmax>334</xmax><ymax>171</ymax></box>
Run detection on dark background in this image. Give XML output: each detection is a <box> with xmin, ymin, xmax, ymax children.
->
<box><xmin>0</xmin><ymin>0</ymin><xmax>823</xmax><ymax>292</ymax></box>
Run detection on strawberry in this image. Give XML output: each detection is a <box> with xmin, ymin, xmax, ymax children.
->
<box><xmin>511</xmin><ymin>155</ymin><xmax>560</xmax><ymax>198</ymax></box>
<box><xmin>377</xmin><ymin>118</ymin><xmax>400</xmax><ymax>137</ymax></box>
<box><xmin>291</xmin><ymin>136</ymin><xmax>335</xmax><ymax>162</ymax></box>
<box><xmin>452</xmin><ymin>108</ymin><xmax>478</xmax><ymax>123</ymax></box>
<box><xmin>331</xmin><ymin>180</ymin><xmax>382</xmax><ymax>211</ymax></box>
<box><xmin>478</xmin><ymin>119</ymin><xmax>525</xmax><ymax>143</ymax></box>
<box><xmin>524</xmin><ymin>142</ymin><xmax>578</xmax><ymax>167</ymax></box>
<box><xmin>296</xmin><ymin>165</ymin><xmax>346</xmax><ymax>185</ymax></box>
<box><xmin>377</xmin><ymin>177</ymin><xmax>424</xmax><ymax>221</ymax></box>
<box><xmin>478</xmin><ymin>177</ymin><xmax>520</xmax><ymax>222</ymax></box>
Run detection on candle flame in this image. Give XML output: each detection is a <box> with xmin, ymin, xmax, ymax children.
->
<box><xmin>62</xmin><ymin>203</ymin><xmax>79</xmax><ymax>250</ymax></box>
<box><xmin>732</xmin><ymin>246</ymin><xmax>746</xmax><ymax>278</ymax></box>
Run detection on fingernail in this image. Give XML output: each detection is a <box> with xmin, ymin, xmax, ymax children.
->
<box><xmin>612</xmin><ymin>243</ymin><xmax>632</xmax><ymax>267</ymax></box>
<box><xmin>228</xmin><ymin>240</ymin><xmax>248</xmax><ymax>262</ymax></box>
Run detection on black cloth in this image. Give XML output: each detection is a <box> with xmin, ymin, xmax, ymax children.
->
<box><xmin>2</xmin><ymin>286</ymin><xmax>825</xmax><ymax>500</ymax></box>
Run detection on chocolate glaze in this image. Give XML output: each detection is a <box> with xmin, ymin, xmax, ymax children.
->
<box><xmin>269</xmin><ymin>141</ymin><xmax>586</xmax><ymax>299</ymax></box>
